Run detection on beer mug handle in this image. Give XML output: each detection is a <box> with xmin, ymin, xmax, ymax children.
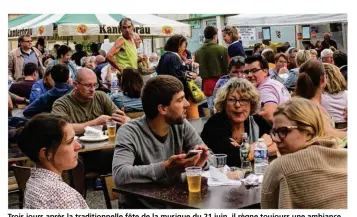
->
<box><xmin>104</xmin><ymin>130</ymin><xmax>108</xmax><ymax>136</ymax></box>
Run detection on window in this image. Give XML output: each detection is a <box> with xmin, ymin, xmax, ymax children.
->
<box><xmin>302</xmin><ymin>25</ymin><xmax>311</xmax><ymax>39</ymax></box>
<box><xmin>262</xmin><ymin>27</ymin><xmax>271</xmax><ymax>40</ymax></box>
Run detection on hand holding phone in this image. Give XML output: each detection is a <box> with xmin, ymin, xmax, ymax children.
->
<box><xmin>185</xmin><ymin>150</ymin><xmax>203</xmax><ymax>159</ymax></box>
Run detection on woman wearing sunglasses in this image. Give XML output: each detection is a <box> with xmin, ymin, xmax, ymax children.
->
<box><xmin>261</xmin><ymin>97</ymin><xmax>347</xmax><ymax>209</ymax></box>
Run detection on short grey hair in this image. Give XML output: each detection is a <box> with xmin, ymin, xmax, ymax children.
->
<box><xmin>80</xmin><ymin>56</ymin><xmax>90</xmax><ymax>67</ymax></box>
<box><xmin>214</xmin><ymin>78</ymin><xmax>260</xmax><ymax>115</ymax></box>
<box><xmin>321</xmin><ymin>49</ymin><xmax>334</xmax><ymax>58</ymax></box>
<box><xmin>295</xmin><ymin>50</ymin><xmax>312</xmax><ymax>66</ymax></box>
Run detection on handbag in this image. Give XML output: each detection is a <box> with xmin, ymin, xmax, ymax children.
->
<box><xmin>186</xmin><ymin>80</ymin><xmax>205</xmax><ymax>103</ymax></box>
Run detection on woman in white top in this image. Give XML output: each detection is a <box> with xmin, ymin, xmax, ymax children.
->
<box><xmin>321</xmin><ymin>63</ymin><xmax>348</xmax><ymax>122</ymax></box>
<box><xmin>16</xmin><ymin>114</ymin><xmax>88</xmax><ymax>209</ymax></box>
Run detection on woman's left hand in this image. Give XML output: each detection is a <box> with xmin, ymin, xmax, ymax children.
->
<box><xmin>230</xmin><ymin>138</ymin><xmax>240</xmax><ymax>147</ymax></box>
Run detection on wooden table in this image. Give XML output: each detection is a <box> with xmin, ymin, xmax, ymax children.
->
<box><xmin>8</xmin><ymin>139</ymin><xmax>116</xmax><ymax>163</ymax></box>
<box><xmin>113</xmin><ymin>178</ymin><xmax>261</xmax><ymax>209</ymax></box>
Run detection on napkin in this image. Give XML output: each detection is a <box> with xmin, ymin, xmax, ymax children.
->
<box><xmin>207</xmin><ymin>166</ymin><xmax>241</xmax><ymax>186</ymax></box>
<box><xmin>241</xmin><ymin>174</ymin><xmax>264</xmax><ymax>186</ymax></box>
<box><xmin>84</xmin><ymin>126</ymin><xmax>103</xmax><ymax>138</ymax></box>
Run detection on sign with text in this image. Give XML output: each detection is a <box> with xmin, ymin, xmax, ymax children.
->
<box><xmin>237</xmin><ymin>26</ymin><xmax>256</xmax><ymax>41</ymax></box>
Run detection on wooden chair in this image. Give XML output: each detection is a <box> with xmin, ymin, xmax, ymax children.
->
<box><xmin>66</xmin><ymin>156</ymin><xmax>87</xmax><ymax>198</ymax></box>
<box><xmin>100</xmin><ymin>174</ymin><xmax>119</xmax><ymax>209</ymax></box>
<box><xmin>12</xmin><ymin>165</ymin><xmax>31</xmax><ymax>209</ymax></box>
<box><xmin>126</xmin><ymin>111</ymin><xmax>144</xmax><ymax>119</ymax></box>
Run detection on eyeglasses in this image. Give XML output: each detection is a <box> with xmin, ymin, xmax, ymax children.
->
<box><xmin>76</xmin><ymin>81</ymin><xmax>99</xmax><ymax>89</ymax></box>
<box><xmin>270</xmin><ymin>126</ymin><xmax>298</xmax><ymax>139</ymax></box>
<box><xmin>243</xmin><ymin>68</ymin><xmax>262</xmax><ymax>75</ymax></box>
<box><xmin>227</xmin><ymin>98</ymin><xmax>250</xmax><ymax>106</ymax></box>
<box><xmin>23</xmin><ymin>40</ymin><xmax>32</xmax><ymax>43</ymax></box>
<box><xmin>278</xmin><ymin>60</ymin><xmax>287</xmax><ymax>64</ymax></box>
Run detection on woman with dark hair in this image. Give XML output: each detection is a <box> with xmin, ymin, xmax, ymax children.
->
<box><xmin>110</xmin><ymin>68</ymin><xmax>143</xmax><ymax>112</ymax></box>
<box><xmin>47</xmin><ymin>45</ymin><xmax>77</xmax><ymax>81</ymax></box>
<box><xmin>222</xmin><ymin>26</ymin><xmax>245</xmax><ymax>58</ymax></box>
<box><xmin>156</xmin><ymin>34</ymin><xmax>199</xmax><ymax>119</ymax></box>
<box><xmin>253</xmin><ymin>43</ymin><xmax>264</xmax><ymax>55</ymax></box>
<box><xmin>16</xmin><ymin>114</ymin><xmax>88</xmax><ymax>209</ymax></box>
<box><xmin>35</xmin><ymin>37</ymin><xmax>45</xmax><ymax>55</ymax></box>
<box><xmin>294</xmin><ymin>60</ymin><xmax>346</xmax><ymax>140</ymax></box>
<box><xmin>261</xmin><ymin>49</ymin><xmax>276</xmax><ymax>69</ymax></box>
<box><xmin>90</xmin><ymin>43</ymin><xmax>99</xmax><ymax>56</ymax></box>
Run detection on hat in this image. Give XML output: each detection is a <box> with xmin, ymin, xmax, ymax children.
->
<box><xmin>283</xmin><ymin>42</ymin><xmax>290</xmax><ymax>47</ymax></box>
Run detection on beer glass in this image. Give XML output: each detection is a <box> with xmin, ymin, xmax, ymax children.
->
<box><xmin>106</xmin><ymin>121</ymin><xmax>116</xmax><ymax>140</ymax></box>
<box><xmin>185</xmin><ymin>166</ymin><xmax>202</xmax><ymax>193</ymax></box>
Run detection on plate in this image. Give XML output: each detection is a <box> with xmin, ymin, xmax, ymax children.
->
<box><xmin>78</xmin><ymin>135</ymin><xmax>109</xmax><ymax>142</ymax></box>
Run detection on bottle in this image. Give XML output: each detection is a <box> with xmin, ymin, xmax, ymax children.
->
<box><xmin>254</xmin><ymin>138</ymin><xmax>269</xmax><ymax>175</ymax></box>
<box><xmin>240</xmin><ymin>133</ymin><xmax>252</xmax><ymax>172</ymax></box>
<box><xmin>8</xmin><ymin>75</ymin><xmax>13</xmax><ymax>89</ymax></box>
<box><xmin>110</xmin><ymin>73</ymin><xmax>118</xmax><ymax>94</ymax></box>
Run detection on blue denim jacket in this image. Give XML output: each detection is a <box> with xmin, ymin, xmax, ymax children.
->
<box><xmin>284</xmin><ymin>68</ymin><xmax>299</xmax><ymax>90</ymax></box>
<box><xmin>23</xmin><ymin>83</ymin><xmax>72</xmax><ymax>118</ymax></box>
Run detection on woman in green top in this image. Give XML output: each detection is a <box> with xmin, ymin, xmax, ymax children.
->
<box><xmin>106</xmin><ymin>18</ymin><xmax>138</xmax><ymax>72</ymax></box>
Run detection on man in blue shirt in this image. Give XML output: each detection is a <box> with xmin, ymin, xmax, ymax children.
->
<box><xmin>213</xmin><ymin>56</ymin><xmax>246</xmax><ymax>99</ymax></box>
<box><xmin>29</xmin><ymin>66</ymin><xmax>54</xmax><ymax>102</ymax></box>
<box><xmin>23</xmin><ymin>64</ymin><xmax>72</xmax><ymax>118</ymax></box>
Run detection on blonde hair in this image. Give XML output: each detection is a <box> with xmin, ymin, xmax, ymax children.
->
<box><xmin>309</xmin><ymin>49</ymin><xmax>317</xmax><ymax>56</ymax></box>
<box><xmin>274</xmin><ymin>98</ymin><xmax>328</xmax><ymax>146</ymax></box>
<box><xmin>214</xmin><ymin>78</ymin><xmax>260</xmax><ymax>114</ymax></box>
<box><xmin>323</xmin><ymin>63</ymin><xmax>347</xmax><ymax>94</ymax></box>
<box><xmin>222</xmin><ymin>26</ymin><xmax>239</xmax><ymax>42</ymax></box>
<box><xmin>295</xmin><ymin>50</ymin><xmax>312</xmax><ymax>66</ymax></box>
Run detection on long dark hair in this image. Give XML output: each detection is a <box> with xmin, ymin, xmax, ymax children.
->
<box><xmin>121</xmin><ymin>68</ymin><xmax>143</xmax><ymax>98</ymax></box>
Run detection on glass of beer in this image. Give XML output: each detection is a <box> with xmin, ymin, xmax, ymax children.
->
<box><xmin>106</xmin><ymin>121</ymin><xmax>116</xmax><ymax>140</ymax></box>
<box><xmin>185</xmin><ymin>166</ymin><xmax>202</xmax><ymax>193</ymax></box>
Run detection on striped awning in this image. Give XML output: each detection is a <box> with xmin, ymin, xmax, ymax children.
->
<box><xmin>8</xmin><ymin>14</ymin><xmax>191</xmax><ymax>38</ymax></box>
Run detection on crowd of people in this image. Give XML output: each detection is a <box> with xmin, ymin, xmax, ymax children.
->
<box><xmin>8</xmin><ymin>18</ymin><xmax>347</xmax><ymax>209</ymax></box>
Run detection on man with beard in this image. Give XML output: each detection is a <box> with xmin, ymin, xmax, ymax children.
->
<box><xmin>106</xmin><ymin>18</ymin><xmax>138</xmax><ymax>72</ymax></box>
<box><xmin>112</xmin><ymin>75</ymin><xmax>211</xmax><ymax>208</ymax></box>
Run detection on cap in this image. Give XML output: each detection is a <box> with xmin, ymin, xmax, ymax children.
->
<box><xmin>283</xmin><ymin>41</ymin><xmax>290</xmax><ymax>47</ymax></box>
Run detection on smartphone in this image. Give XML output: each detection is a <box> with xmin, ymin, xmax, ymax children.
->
<box><xmin>185</xmin><ymin>150</ymin><xmax>203</xmax><ymax>159</ymax></box>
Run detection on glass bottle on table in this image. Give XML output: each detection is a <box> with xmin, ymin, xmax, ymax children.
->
<box><xmin>240</xmin><ymin>133</ymin><xmax>252</xmax><ymax>172</ymax></box>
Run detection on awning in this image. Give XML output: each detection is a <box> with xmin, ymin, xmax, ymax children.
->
<box><xmin>8</xmin><ymin>14</ymin><xmax>191</xmax><ymax>38</ymax></box>
<box><xmin>227</xmin><ymin>13</ymin><xmax>347</xmax><ymax>26</ymax></box>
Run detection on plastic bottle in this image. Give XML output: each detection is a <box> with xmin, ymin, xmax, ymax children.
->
<box><xmin>254</xmin><ymin>138</ymin><xmax>269</xmax><ymax>175</ymax></box>
<box><xmin>110</xmin><ymin>73</ymin><xmax>118</xmax><ymax>94</ymax></box>
<box><xmin>240</xmin><ymin>133</ymin><xmax>252</xmax><ymax>172</ymax></box>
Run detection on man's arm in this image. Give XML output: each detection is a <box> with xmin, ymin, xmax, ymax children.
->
<box><xmin>51</xmin><ymin>100</ymin><xmax>110</xmax><ymax>135</ymax></box>
<box><xmin>112</xmin><ymin>125</ymin><xmax>168</xmax><ymax>185</ymax></box>
<box><xmin>183</xmin><ymin>119</ymin><xmax>212</xmax><ymax>169</ymax></box>
<box><xmin>259</xmin><ymin>103</ymin><xmax>278</xmax><ymax>123</ymax></box>
<box><xmin>8</xmin><ymin>53</ymin><xmax>14</xmax><ymax>77</ymax></box>
<box><xmin>106</xmin><ymin>38</ymin><xmax>125</xmax><ymax>72</ymax></box>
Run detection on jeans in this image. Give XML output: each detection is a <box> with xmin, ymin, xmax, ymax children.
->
<box><xmin>206</xmin><ymin>95</ymin><xmax>214</xmax><ymax>116</ymax></box>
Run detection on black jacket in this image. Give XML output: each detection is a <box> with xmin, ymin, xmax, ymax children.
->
<box><xmin>201</xmin><ymin>112</ymin><xmax>272</xmax><ymax>167</ymax></box>
<box><xmin>156</xmin><ymin>52</ymin><xmax>191</xmax><ymax>98</ymax></box>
